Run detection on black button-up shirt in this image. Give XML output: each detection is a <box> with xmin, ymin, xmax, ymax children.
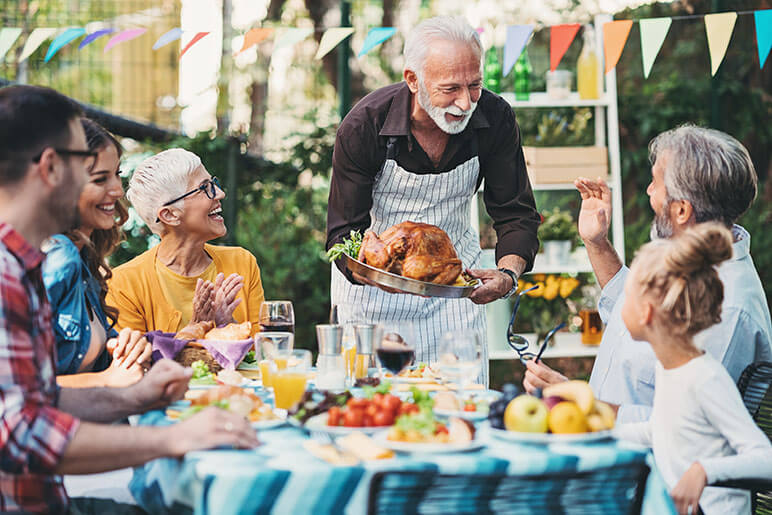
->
<box><xmin>326</xmin><ymin>82</ymin><xmax>540</xmax><ymax>279</ymax></box>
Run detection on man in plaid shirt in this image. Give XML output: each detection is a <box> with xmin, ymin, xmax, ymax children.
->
<box><xmin>0</xmin><ymin>86</ymin><xmax>260</xmax><ymax>514</ymax></box>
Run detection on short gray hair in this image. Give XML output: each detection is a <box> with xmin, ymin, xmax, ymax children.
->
<box><xmin>649</xmin><ymin>125</ymin><xmax>757</xmax><ymax>227</ymax></box>
<box><xmin>403</xmin><ymin>16</ymin><xmax>483</xmax><ymax>79</ymax></box>
<box><xmin>127</xmin><ymin>148</ymin><xmax>202</xmax><ymax>235</ymax></box>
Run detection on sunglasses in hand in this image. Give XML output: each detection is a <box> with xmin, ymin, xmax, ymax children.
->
<box><xmin>505</xmin><ymin>284</ymin><xmax>566</xmax><ymax>365</ymax></box>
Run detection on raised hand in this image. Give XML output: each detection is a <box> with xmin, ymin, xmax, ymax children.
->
<box><xmin>212</xmin><ymin>273</ymin><xmax>244</xmax><ymax>326</ymax></box>
<box><xmin>191</xmin><ymin>279</ymin><xmax>216</xmax><ymax>323</ymax></box>
<box><xmin>574</xmin><ymin>177</ymin><xmax>612</xmax><ymax>247</ymax></box>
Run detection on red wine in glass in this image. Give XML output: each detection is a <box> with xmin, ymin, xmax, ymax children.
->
<box><xmin>376</xmin><ymin>347</ymin><xmax>415</xmax><ymax>375</ymax></box>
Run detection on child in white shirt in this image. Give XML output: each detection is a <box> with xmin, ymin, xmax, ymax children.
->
<box><xmin>616</xmin><ymin>222</ymin><xmax>772</xmax><ymax>515</ymax></box>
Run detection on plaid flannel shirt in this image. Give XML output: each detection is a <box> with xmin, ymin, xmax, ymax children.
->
<box><xmin>0</xmin><ymin>223</ymin><xmax>80</xmax><ymax>513</ymax></box>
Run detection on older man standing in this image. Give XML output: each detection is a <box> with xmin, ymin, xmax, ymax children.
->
<box><xmin>524</xmin><ymin>126</ymin><xmax>772</xmax><ymax>422</ymax></box>
<box><xmin>327</xmin><ymin>16</ymin><xmax>540</xmax><ymax>383</ymax></box>
<box><xmin>0</xmin><ymin>85</ymin><xmax>258</xmax><ymax>514</ymax></box>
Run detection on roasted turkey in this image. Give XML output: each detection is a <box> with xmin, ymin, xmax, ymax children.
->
<box><xmin>358</xmin><ymin>221</ymin><xmax>462</xmax><ymax>285</ymax></box>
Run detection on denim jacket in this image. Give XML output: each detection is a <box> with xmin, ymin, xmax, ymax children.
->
<box><xmin>42</xmin><ymin>235</ymin><xmax>117</xmax><ymax>374</ymax></box>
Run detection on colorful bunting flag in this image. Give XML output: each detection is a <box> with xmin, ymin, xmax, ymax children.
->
<box><xmin>19</xmin><ymin>28</ymin><xmax>57</xmax><ymax>62</ymax></box>
<box><xmin>358</xmin><ymin>27</ymin><xmax>396</xmax><ymax>57</ymax></box>
<box><xmin>704</xmin><ymin>12</ymin><xmax>737</xmax><ymax>76</ymax></box>
<box><xmin>550</xmin><ymin>24</ymin><xmax>580</xmax><ymax>71</ymax></box>
<box><xmin>153</xmin><ymin>27</ymin><xmax>182</xmax><ymax>50</ymax></box>
<box><xmin>44</xmin><ymin>27</ymin><xmax>85</xmax><ymax>62</ymax></box>
<box><xmin>314</xmin><ymin>27</ymin><xmax>354</xmax><ymax>60</ymax></box>
<box><xmin>0</xmin><ymin>28</ymin><xmax>23</xmax><ymax>60</ymax></box>
<box><xmin>603</xmin><ymin>20</ymin><xmax>633</xmax><ymax>73</ymax></box>
<box><xmin>179</xmin><ymin>31</ymin><xmax>209</xmax><ymax>59</ymax></box>
<box><xmin>104</xmin><ymin>28</ymin><xmax>147</xmax><ymax>53</ymax></box>
<box><xmin>79</xmin><ymin>28</ymin><xmax>115</xmax><ymax>49</ymax></box>
<box><xmin>236</xmin><ymin>27</ymin><xmax>274</xmax><ymax>55</ymax></box>
<box><xmin>273</xmin><ymin>27</ymin><xmax>313</xmax><ymax>52</ymax></box>
<box><xmin>503</xmin><ymin>25</ymin><xmax>533</xmax><ymax>77</ymax></box>
<box><xmin>639</xmin><ymin>17</ymin><xmax>672</xmax><ymax>79</ymax></box>
<box><xmin>754</xmin><ymin>9</ymin><xmax>772</xmax><ymax>68</ymax></box>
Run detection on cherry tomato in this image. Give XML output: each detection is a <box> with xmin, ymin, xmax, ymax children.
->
<box><xmin>463</xmin><ymin>402</ymin><xmax>476</xmax><ymax>412</ymax></box>
<box><xmin>363</xmin><ymin>413</ymin><xmax>373</xmax><ymax>427</ymax></box>
<box><xmin>347</xmin><ymin>398</ymin><xmax>368</xmax><ymax>410</ymax></box>
<box><xmin>383</xmin><ymin>395</ymin><xmax>402</xmax><ymax>414</ymax></box>
<box><xmin>343</xmin><ymin>409</ymin><xmax>364</xmax><ymax>427</ymax></box>
<box><xmin>365</xmin><ymin>404</ymin><xmax>378</xmax><ymax>419</ymax></box>
<box><xmin>373</xmin><ymin>411</ymin><xmax>393</xmax><ymax>427</ymax></box>
<box><xmin>372</xmin><ymin>393</ymin><xmax>385</xmax><ymax>407</ymax></box>
<box><xmin>327</xmin><ymin>406</ymin><xmax>342</xmax><ymax>426</ymax></box>
<box><xmin>435</xmin><ymin>424</ymin><xmax>448</xmax><ymax>435</ymax></box>
<box><xmin>399</xmin><ymin>403</ymin><xmax>419</xmax><ymax>416</ymax></box>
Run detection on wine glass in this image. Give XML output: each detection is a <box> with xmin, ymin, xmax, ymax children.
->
<box><xmin>375</xmin><ymin>321</ymin><xmax>416</xmax><ymax>379</ymax></box>
<box><xmin>259</xmin><ymin>301</ymin><xmax>295</xmax><ymax>333</ymax></box>
<box><xmin>437</xmin><ymin>330</ymin><xmax>482</xmax><ymax>397</ymax></box>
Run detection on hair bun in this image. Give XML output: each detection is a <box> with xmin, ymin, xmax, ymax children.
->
<box><xmin>665</xmin><ymin>222</ymin><xmax>733</xmax><ymax>274</ymax></box>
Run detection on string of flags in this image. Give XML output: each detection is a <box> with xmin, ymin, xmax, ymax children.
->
<box><xmin>0</xmin><ymin>9</ymin><xmax>769</xmax><ymax>78</ymax></box>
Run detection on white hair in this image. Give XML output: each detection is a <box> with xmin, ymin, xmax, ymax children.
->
<box><xmin>403</xmin><ymin>16</ymin><xmax>483</xmax><ymax>79</ymax></box>
<box><xmin>127</xmin><ymin>148</ymin><xmax>202</xmax><ymax>235</ymax></box>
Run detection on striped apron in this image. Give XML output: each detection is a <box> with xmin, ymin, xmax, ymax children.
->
<box><xmin>331</xmin><ymin>137</ymin><xmax>489</xmax><ymax>385</ymax></box>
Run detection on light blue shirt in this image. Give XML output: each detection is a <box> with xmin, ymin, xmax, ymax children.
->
<box><xmin>589</xmin><ymin>225</ymin><xmax>772</xmax><ymax>423</ymax></box>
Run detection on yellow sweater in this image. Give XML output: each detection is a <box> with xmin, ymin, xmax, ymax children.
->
<box><xmin>106</xmin><ymin>243</ymin><xmax>265</xmax><ymax>334</ymax></box>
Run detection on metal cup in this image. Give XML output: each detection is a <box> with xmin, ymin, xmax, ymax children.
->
<box><xmin>353</xmin><ymin>323</ymin><xmax>380</xmax><ymax>355</ymax></box>
<box><xmin>316</xmin><ymin>324</ymin><xmax>343</xmax><ymax>355</ymax></box>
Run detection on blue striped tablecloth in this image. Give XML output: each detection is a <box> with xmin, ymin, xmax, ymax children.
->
<box><xmin>129</xmin><ymin>410</ymin><xmax>676</xmax><ymax>514</ymax></box>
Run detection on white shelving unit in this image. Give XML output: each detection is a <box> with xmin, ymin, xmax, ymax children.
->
<box><xmin>483</xmin><ymin>13</ymin><xmax>624</xmax><ymax>361</ymax></box>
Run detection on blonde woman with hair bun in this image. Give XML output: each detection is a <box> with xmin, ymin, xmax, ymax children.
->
<box><xmin>616</xmin><ymin>222</ymin><xmax>772</xmax><ymax>515</ymax></box>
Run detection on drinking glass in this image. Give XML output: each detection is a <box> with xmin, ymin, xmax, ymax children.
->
<box><xmin>255</xmin><ymin>332</ymin><xmax>293</xmax><ymax>388</ymax></box>
<box><xmin>437</xmin><ymin>330</ymin><xmax>482</xmax><ymax>392</ymax></box>
<box><xmin>375</xmin><ymin>321</ymin><xmax>416</xmax><ymax>378</ymax></box>
<box><xmin>273</xmin><ymin>349</ymin><xmax>311</xmax><ymax>410</ymax></box>
<box><xmin>259</xmin><ymin>301</ymin><xmax>295</xmax><ymax>333</ymax></box>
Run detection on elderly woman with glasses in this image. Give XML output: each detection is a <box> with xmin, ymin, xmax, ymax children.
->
<box><xmin>106</xmin><ymin>148</ymin><xmax>265</xmax><ymax>336</ymax></box>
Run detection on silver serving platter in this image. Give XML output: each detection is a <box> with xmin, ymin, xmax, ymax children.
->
<box><xmin>343</xmin><ymin>253</ymin><xmax>477</xmax><ymax>298</ymax></box>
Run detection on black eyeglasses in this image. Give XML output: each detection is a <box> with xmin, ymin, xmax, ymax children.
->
<box><xmin>33</xmin><ymin>148</ymin><xmax>97</xmax><ymax>173</ymax></box>
<box><xmin>505</xmin><ymin>284</ymin><xmax>567</xmax><ymax>365</ymax></box>
<box><xmin>155</xmin><ymin>177</ymin><xmax>222</xmax><ymax>223</ymax></box>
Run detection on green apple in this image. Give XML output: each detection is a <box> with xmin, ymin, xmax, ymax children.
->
<box><xmin>504</xmin><ymin>395</ymin><xmax>549</xmax><ymax>433</ymax></box>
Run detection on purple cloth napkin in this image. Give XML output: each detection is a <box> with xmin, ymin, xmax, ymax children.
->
<box><xmin>145</xmin><ymin>331</ymin><xmax>254</xmax><ymax>370</ymax></box>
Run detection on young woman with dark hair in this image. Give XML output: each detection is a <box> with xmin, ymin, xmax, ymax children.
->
<box><xmin>42</xmin><ymin>118</ymin><xmax>151</xmax><ymax>387</ymax></box>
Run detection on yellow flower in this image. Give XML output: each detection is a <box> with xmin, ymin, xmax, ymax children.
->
<box><xmin>559</xmin><ymin>277</ymin><xmax>580</xmax><ymax>298</ymax></box>
<box><xmin>527</xmin><ymin>282</ymin><xmax>544</xmax><ymax>297</ymax></box>
<box><xmin>543</xmin><ymin>280</ymin><xmax>560</xmax><ymax>300</ymax></box>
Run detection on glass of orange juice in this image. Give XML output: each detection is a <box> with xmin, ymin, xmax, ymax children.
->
<box><xmin>255</xmin><ymin>332</ymin><xmax>293</xmax><ymax>388</ymax></box>
<box><xmin>273</xmin><ymin>349</ymin><xmax>311</xmax><ymax>410</ymax></box>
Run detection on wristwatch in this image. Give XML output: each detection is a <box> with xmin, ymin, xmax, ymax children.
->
<box><xmin>498</xmin><ymin>268</ymin><xmax>519</xmax><ymax>299</ymax></box>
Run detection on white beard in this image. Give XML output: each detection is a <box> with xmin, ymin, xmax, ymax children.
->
<box><xmin>650</xmin><ymin>203</ymin><xmax>675</xmax><ymax>241</ymax></box>
<box><xmin>416</xmin><ymin>78</ymin><xmax>477</xmax><ymax>135</ymax></box>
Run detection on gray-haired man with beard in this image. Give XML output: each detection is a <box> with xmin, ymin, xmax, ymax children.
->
<box><xmin>326</xmin><ymin>16</ymin><xmax>540</xmax><ymax>385</ymax></box>
<box><xmin>523</xmin><ymin>125</ymin><xmax>772</xmax><ymax>422</ymax></box>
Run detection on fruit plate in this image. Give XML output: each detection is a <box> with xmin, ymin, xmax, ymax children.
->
<box><xmin>488</xmin><ymin>426</ymin><xmax>615</xmax><ymax>444</ymax></box>
<box><xmin>342</xmin><ymin>253</ymin><xmax>476</xmax><ymax>299</ymax></box>
<box><xmin>372</xmin><ymin>432</ymin><xmax>485</xmax><ymax>454</ymax></box>
<box><xmin>289</xmin><ymin>413</ymin><xmax>390</xmax><ymax>436</ymax></box>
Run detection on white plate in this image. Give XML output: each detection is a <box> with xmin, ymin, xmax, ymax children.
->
<box><xmin>290</xmin><ymin>413</ymin><xmax>390</xmax><ymax>436</ymax></box>
<box><xmin>372</xmin><ymin>432</ymin><xmax>484</xmax><ymax>454</ymax></box>
<box><xmin>488</xmin><ymin>426</ymin><xmax>615</xmax><ymax>444</ymax></box>
<box><xmin>252</xmin><ymin>409</ymin><xmax>287</xmax><ymax>430</ymax></box>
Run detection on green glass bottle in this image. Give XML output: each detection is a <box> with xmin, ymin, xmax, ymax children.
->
<box><xmin>513</xmin><ymin>50</ymin><xmax>532</xmax><ymax>101</ymax></box>
<box><xmin>483</xmin><ymin>46</ymin><xmax>502</xmax><ymax>94</ymax></box>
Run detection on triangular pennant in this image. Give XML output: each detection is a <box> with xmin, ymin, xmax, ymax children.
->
<box><xmin>754</xmin><ymin>9</ymin><xmax>772</xmax><ymax>68</ymax></box>
<box><xmin>0</xmin><ymin>28</ymin><xmax>23</xmax><ymax>60</ymax></box>
<box><xmin>358</xmin><ymin>27</ymin><xmax>396</xmax><ymax>57</ymax></box>
<box><xmin>79</xmin><ymin>28</ymin><xmax>115</xmax><ymax>49</ymax></box>
<box><xmin>236</xmin><ymin>27</ymin><xmax>274</xmax><ymax>55</ymax></box>
<box><xmin>179</xmin><ymin>31</ymin><xmax>209</xmax><ymax>59</ymax></box>
<box><xmin>44</xmin><ymin>27</ymin><xmax>85</xmax><ymax>62</ymax></box>
<box><xmin>19</xmin><ymin>28</ymin><xmax>57</xmax><ymax>62</ymax></box>
<box><xmin>314</xmin><ymin>27</ymin><xmax>354</xmax><ymax>60</ymax></box>
<box><xmin>639</xmin><ymin>17</ymin><xmax>672</xmax><ymax>79</ymax></box>
<box><xmin>603</xmin><ymin>20</ymin><xmax>633</xmax><ymax>73</ymax></box>
<box><xmin>104</xmin><ymin>28</ymin><xmax>147</xmax><ymax>53</ymax></box>
<box><xmin>273</xmin><ymin>27</ymin><xmax>313</xmax><ymax>52</ymax></box>
<box><xmin>705</xmin><ymin>12</ymin><xmax>737</xmax><ymax>76</ymax></box>
<box><xmin>503</xmin><ymin>25</ymin><xmax>533</xmax><ymax>77</ymax></box>
<box><xmin>153</xmin><ymin>27</ymin><xmax>182</xmax><ymax>50</ymax></box>
<box><xmin>550</xmin><ymin>24</ymin><xmax>580</xmax><ymax>71</ymax></box>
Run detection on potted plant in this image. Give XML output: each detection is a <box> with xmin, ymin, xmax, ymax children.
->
<box><xmin>538</xmin><ymin>208</ymin><xmax>579</xmax><ymax>264</ymax></box>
